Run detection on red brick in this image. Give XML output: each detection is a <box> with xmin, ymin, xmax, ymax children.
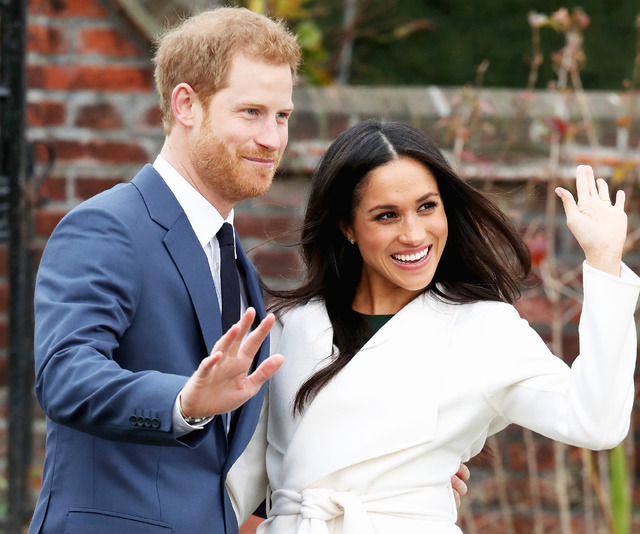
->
<box><xmin>28</xmin><ymin>0</ymin><xmax>108</xmax><ymax>18</ymax></box>
<box><xmin>39</xmin><ymin>176</ymin><xmax>67</xmax><ymax>202</ymax></box>
<box><xmin>34</xmin><ymin>209</ymin><xmax>67</xmax><ymax>237</ymax></box>
<box><xmin>0</xmin><ymin>320</ymin><xmax>7</xmax><ymax>350</ymax></box>
<box><xmin>28</xmin><ymin>64</ymin><xmax>153</xmax><ymax>92</ymax></box>
<box><xmin>27</xmin><ymin>25</ymin><xmax>69</xmax><ymax>54</ymax></box>
<box><xmin>75</xmin><ymin>103</ymin><xmax>123</xmax><ymax>129</ymax></box>
<box><xmin>144</xmin><ymin>105</ymin><xmax>163</xmax><ymax>128</ymax></box>
<box><xmin>77</xmin><ymin>28</ymin><xmax>142</xmax><ymax>58</ymax></box>
<box><xmin>514</xmin><ymin>295</ymin><xmax>553</xmax><ymax>324</ymax></box>
<box><xmin>507</xmin><ymin>440</ymin><xmax>555</xmax><ymax>472</ymax></box>
<box><xmin>53</xmin><ymin>139</ymin><xmax>149</xmax><ymax>164</ymax></box>
<box><xmin>463</xmin><ymin>514</ymin><xmax>510</xmax><ymax>534</ymax></box>
<box><xmin>75</xmin><ymin>177</ymin><xmax>123</xmax><ymax>200</ymax></box>
<box><xmin>236</xmin><ymin>214</ymin><xmax>300</xmax><ymax>242</ymax></box>
<box><xmin>0</xmin><ymin>284</ymin><xmax>8</xmax><ymax>314</ymax></box>
<box><xmin>28</xmin><ymin>101</ymin><xmax>66</xmax><ymax>127</ymax></box>
<box><xmin>517</xmin><ymin>295</ymin><xmax>581</xmax><ymax>328</ymax></box>
<box><xmin>259</xmin><ymin>180</ymin><xmax>307</xmax><ymax>209</ymax></box>
<box><xmin>0</xmin><ymin>246</ymin><xmax>8</xmax><ymax>277</ymax></box>
<box><xmin>248</xmin><ymin>249</ymin><xmax>301</xmax><ymax>278</ymax></box>
<box><xmin>0</xmin><ymin>353</ymin><xmax>6</xmax><ymax>386</ymax></box>
<box><xmin>33</xmin><ymin>140</ymin><xmax>58</xmax><ymax>165</ymax></box>
<box><xmin>484</xmin><ymin>477</ymin><xmax>561</xmax><ymax>508</ymax></box>
<box><xmin>33</xmin><ymin>247</ymin><xmax>45</xmax><ymax>272</ymax></box>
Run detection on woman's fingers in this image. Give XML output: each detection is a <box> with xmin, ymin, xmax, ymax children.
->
<box><xmin>575</xmin><ymin>164</ymin><xmax>593</xmax><ymax>201</ymax></box>
<box><xmin>596</xmin><ymin>178</ymin><xmax>611</xmax><ymax>202</ymax></box>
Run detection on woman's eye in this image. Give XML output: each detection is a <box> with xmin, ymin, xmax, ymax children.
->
<box><xmin>419</xmin><ymin>201</ymin><xmax>437</xmax><ymax>212</ymax></box>
<box><xmin>375</xmin><ymin>212</ymin><xmax>396</xmax><ymax>221</ymax></box>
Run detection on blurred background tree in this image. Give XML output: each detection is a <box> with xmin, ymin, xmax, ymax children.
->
<box><xmin>239</xmin><ymin>0</ymin><xmax>638</xmax><ymax>88</ymax></box>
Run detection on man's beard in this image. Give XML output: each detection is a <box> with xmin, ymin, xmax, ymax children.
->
<box><xmin>190</xmin><ymin>129</ymin><xmax>280</xmax><ymax>203</ymax></box>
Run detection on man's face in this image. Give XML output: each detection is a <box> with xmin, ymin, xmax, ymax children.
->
<box><xmin>189</xmin><ymin>53</ymin><xmax>294</xmax><ymax>211</ymax></box>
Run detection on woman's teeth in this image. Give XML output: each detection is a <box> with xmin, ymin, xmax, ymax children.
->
<box><xmin>392</xmin><ymin>247</ymin><xmax>429</xmax><ymax>263</ymax></box>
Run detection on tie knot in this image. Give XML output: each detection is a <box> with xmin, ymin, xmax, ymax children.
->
<box><xmin>217</xmin><ymin>222</ymin><xmax>235</xmax><ymax>247</ymax></box>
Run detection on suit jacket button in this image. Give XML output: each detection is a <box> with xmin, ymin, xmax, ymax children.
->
<box><xmin>151</xmin><ymin>418</ymin><xmax>160</xmax><ymax>429</ymax></box>
<box><xmin>129</xmin><ymin>415</ymin><xmax>138</xmax><ymax>426</ymax></box>
<box><xmin>137</xmin><ymin>416</ymin><xmax>145</xmax><ymax>426</ymax></box>
<box><xmin>144</xmin><ymin>417</ymin><xmax>152</xmax><ymax>427</ymax></box>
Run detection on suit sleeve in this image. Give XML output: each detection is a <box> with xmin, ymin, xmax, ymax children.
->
<box><xmin>34</xmin><ymin>201</ymin><xmax>193</xmax><ymax>446</ymax></box>
<box><xmin>483</xmin><ymin>262</ymin><xmax>640</xmax><ymax>450</ymax></box>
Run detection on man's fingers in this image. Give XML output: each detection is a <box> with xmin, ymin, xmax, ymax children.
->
<box><xmin>238</xmin><ymin>313</ymin><xmax>275</xmax><ymax>359</ymax></box>
<box><xmin>198</xmin><ymin>351</ymin><xmax>222</xmax><ymax>375</ymax></box>
<box><xmin>211</xmin><ymin>308</ymin><xmax>257</xmax><ymax>356</ymax></box>
<box><xmin>246</xmin><ymin>353</ymin><xmax>284</xmax><ymax>391</ymax></box>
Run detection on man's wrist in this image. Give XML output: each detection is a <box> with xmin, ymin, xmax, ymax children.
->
<box><xmin>178</xmin><ymin>394</ymin><xmax>206</xmax><ymax>425</ymax></box>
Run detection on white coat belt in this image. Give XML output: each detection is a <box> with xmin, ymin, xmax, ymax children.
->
<box><xmin>269</xmin><ymin>484</ymin><xmax>457</xmax><ymax>534</ymax></box>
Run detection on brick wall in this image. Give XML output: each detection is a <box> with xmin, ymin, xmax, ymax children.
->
<box><xmin>7</xmin><ymin>0</ymin><xmax>640</xmax><ymax>532</ymax></box>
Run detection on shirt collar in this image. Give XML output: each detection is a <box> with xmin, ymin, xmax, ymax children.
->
<box><xmin>153</xmin><ymin>155</ymin><xmax>234</xmax><ymax>248</ymax></box>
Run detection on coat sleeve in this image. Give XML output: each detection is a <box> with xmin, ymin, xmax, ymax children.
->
<box><xmin>483</xmin><ymin>262</ymin><xmax>640</xmax><ymax>450</ymax></box>
<box><xmin>34</xmin><ymin>200</ymin><xmax>192</xmax><ymax>446</ymax></box>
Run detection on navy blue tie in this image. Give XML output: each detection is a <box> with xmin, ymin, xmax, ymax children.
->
<box><xmin>217</xmin><ymin>223</ymin><xmax>240</xmax><ymax>333</ymax></box>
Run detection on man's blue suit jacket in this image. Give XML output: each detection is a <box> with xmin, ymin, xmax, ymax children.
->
<box><xmin>29</xmin><ymin>165</ymin><xmax>269</xmax><ymax>534</ymax></box>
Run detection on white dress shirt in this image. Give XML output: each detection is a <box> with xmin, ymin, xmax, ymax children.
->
<box><xmin>153</xmin><ymin>155</ymin><xmax>247</xmax><ymax>435</ymax></box>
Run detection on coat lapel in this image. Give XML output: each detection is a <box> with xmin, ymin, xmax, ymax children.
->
<box><xmin>271</xmin><ymin>293</ymin><xmax>459</xmax><ymax>490</ymax></box>
<box><xmin>132</xmin><ymin>165</ymin><xmax>221</xmax><ymax>353</ymax></box>
<box><xmin>225</xmin><ymin>236</ymin><xmax>270</xmax><ymax>468</ymax></box>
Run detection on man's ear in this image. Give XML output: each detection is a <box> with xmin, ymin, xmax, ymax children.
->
<box><xmin>171</xmin><ymin>83</ymin><xmax>200</xmax><ymax>127</ymax></box>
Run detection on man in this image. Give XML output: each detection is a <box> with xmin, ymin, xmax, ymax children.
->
<box><xmin>29</xmin><ymin>8</ymin><xmax>300</xmax><ymax>534</ymax></box>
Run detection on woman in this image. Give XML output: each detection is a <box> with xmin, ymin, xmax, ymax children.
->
<box><xmin>227</xmin><ymin>120</ymin><xmax>639</xmax><ymax>533</ymax></box>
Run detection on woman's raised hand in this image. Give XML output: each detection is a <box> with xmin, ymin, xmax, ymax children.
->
<box><xmin>555</xmin><ymin>165</ymin><xmax>627</xmax><ymax>276</ymax></box>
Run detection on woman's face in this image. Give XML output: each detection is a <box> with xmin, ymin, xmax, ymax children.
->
<box><xmin>342</xmin><ymin>156</ymin><xmax>448</xmax><ymax>314</ymax></box>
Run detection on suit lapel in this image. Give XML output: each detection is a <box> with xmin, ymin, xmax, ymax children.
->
<box><xmin>164</xmin><ymin>221</ymin><xmax>221</xmax><ymax>352</ymax></box>
<box><xmin>132</xmin><ymin>165</ymin><xmax>221</xmax><ymax>353</ymax></box>
<box><xmin>134</xmin><ymin>166</ymin><xmax>267</xmax><ymax>466</ymax></box>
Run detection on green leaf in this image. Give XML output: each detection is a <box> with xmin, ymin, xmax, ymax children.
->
<box><xmin>295</xmin><ymin>20</ymin><xmax>323</xmax><ymax>51</ymax></box>
<box><xmin>610</xmin><ymin>443</ymin><xmax>630</xmax><ymax>534</ymax></box>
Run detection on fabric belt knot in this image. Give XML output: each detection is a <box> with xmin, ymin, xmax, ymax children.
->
<box><xmin>269</xmin><ymin>484</ymin><xmax>457</xmax><ymax>533</ymax></box>
<box><xmin>217</xmin><ymin>222</ymin><xmax>240</xmax><ymax>333</ymax></box>
<box><xmin>270</xmin><ymin>488</ymin><xmax>376</xmax><ymax>534</ymax></box>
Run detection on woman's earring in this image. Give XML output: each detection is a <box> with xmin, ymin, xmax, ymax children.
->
<box><xmin>349</xmin><ymin>238</ymin><xmax>355</xmax><ymax>245</ymax></box>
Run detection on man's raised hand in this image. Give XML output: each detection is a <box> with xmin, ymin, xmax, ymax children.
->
<box><xmin>179</xmin><ymin>308</ymin><xmax>284</xmax><ymax>419</ymax></box>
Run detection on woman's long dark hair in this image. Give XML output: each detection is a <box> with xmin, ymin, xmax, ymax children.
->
<box><xmin>268</xmin><ymin>120</ymin><xmax>531</xmax><ymax>415</ymax></box>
